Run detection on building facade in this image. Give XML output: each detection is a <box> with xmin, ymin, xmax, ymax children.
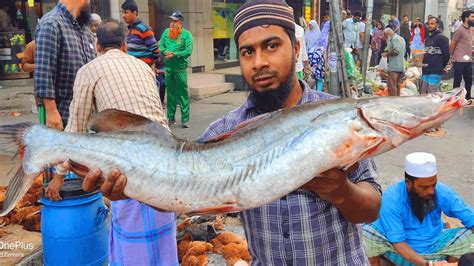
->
<box><xmin>1</xmin><ymin>0</ymin><xmax>470</xmax><ymax>80</ymax></box>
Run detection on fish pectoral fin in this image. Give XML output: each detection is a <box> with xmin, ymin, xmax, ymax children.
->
<box><xmin>186</xmin><ymin>203</ymin><xmax>240</xmax><ymax>216</ymax></box>
<box><xmin>68</xmin><ymin>160</ymin><xmax>90</xmax><ymax>178</ymax></box>
<box><xmin>339</xmin><ymin>135</ymin><xmax>386</xmax><ymax>171</ymax></box>
<box><xmin>0</xmin><ymin>166</ymin><xmax>39</xmax><ymax>216</ymax></box>
<box><xmin>68</xmin><ymin>160</ymin><xmax>105</xmax><ymax>188</ymax></box>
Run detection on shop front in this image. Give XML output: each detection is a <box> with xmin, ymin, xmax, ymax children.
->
<box><xmin>212</xmin><ymin>0</ymin><xmax>244</xmax><ymax>69</ymax></box>
<box><xmin>0</xmin><ymin>0</ymin><xmax>41</xmax><ymax>80</ymax></box>
<box><xmin>398</xmin><ymin>0</ymin><xmax>425</xmax><ymax>21</ymax></box>
<box><xmin>211</xmin><ymin>0</ymin><xmax>319</xmax><ymax>69</ymax></box>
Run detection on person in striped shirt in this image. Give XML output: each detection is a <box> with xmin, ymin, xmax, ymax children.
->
<box><xmin>121</xmin><ymin>0</ymin><xmax>159</xmax><ymax>66</ymax></box>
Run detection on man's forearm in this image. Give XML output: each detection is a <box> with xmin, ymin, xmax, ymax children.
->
<box><xmin>393</xmin><ymin>242</ymin><xmax>427</xmax><ymax>265</ymax></box>
<box><xmin>387</xmin><ymin>50</ymin><xmax>399</xmax><ymax>57</ymax></box>
<box><xmin>43</xmin><ymin>98</ymin><xmax>58</xmax><ymax>112</ymax></box>
<box><xmin>22</xmin><ymin>63</ymin><xmax>35</xmax><ymax>73</ymax></box>
<box><xmin>333</xmin><ymin>181</ymin><xmax>381</xmax><ymax>223</ymax></box>
<box><xmin>449</xmin><ymin>41</ymin><xmax>457</xmax><ymax>55</ymax></box>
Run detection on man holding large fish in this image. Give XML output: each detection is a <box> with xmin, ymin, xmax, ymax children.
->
<box><xmin>0</xmin><ymin>0</ymin><xmax>468</xmax><ymax>265</ymax></box>
<box><xmin>85</xmin><ymin>1</ymin><xmax>383</xmax><ymax>264</ymax></box>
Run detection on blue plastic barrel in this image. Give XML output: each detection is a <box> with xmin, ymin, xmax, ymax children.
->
<box><xmin>41</xmin><ymin>179</ymin><xmax>109</xmax><ymax>265</ymax></box>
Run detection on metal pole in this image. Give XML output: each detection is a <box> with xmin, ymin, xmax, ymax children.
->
<box><xmin>362</xmin><ymin>0</ymin><xmax>374</xmax><ymax>89</ymax></box>
<box><xmin>329</xmin><ymin>0</ymin><xmax>350</xmax><ymax>97</ymax></box>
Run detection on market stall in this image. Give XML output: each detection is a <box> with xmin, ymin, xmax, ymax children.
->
<box><xmin>0</xmin><ymin>30</ymin><xmax>29</xmax><ymax>79</ymax></box>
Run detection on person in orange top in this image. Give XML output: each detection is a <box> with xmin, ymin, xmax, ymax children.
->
<box><xmin>21</xmin><ymin>40</ymin><xmax>35</xmax><ymax>73</ymax></box>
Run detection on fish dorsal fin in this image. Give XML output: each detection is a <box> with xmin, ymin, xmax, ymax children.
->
<box><xmin>87</xmin><ymin>109</ymin><xmax>152</xmax><ymax>132</ymax></box>
<box><xmin>87</xmin><ymin>109</ymin><xmax>175</xmax><ymax>142</ymax></box>
<box><xmin>204</xmin><ymin>112</ymin><xmax>273</xmax><ymax>144</ymax></box>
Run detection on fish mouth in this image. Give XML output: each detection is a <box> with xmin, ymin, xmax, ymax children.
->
<box><xmin>360</xmin><ymin>88</ymin><xmax>467</xmax><ymax>137</ymax></box>
<box><xmin>434</xmin><ymin>88</ymin><xmax>467</xmax><ymax>113</ymax></box>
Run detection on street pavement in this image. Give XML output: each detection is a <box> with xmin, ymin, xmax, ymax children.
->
<box><xmin>0</xmin><ymin>81</ymin><xmax>472</xmax><ymax>206</ymax></box>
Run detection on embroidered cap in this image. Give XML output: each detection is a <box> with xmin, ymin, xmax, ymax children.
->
<box><xmin>233</xmin><ymin>0</ymin><xmax>295</xmax><ymax>45</ymax></box>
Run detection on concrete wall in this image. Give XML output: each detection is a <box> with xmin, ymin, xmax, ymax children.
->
<box><xmin>425</xmin><ymin>0</ymin><xmax>464</xmax><ymax>37</ymax></box>
<box><xmin>446</xmin><ymin>0</ymin><xmax>462</xmax><ymax>33</ymax></box>
<box><xmin>425</xmin><ymin>0</ymin><xmax>439</xmax><ymax>20</ymax></box>
<box><xmin>438</xmin><ymin>0</ymin><xmax>449</xmax><ymax>36</ymax></box>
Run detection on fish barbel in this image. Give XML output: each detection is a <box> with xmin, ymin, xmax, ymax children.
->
<box><xmin>0</xmin><ymin>88</ymin><xmax>467</xmax><ymax>216</ymax></box>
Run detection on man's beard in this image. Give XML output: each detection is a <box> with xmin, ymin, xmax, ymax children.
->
<box><xmin>408</xmin><ymin>188</ymin><xmax>436</xmax><ymax>223</ymax></box>
<box><xmin>168</xmin><ymin>27</ymin><xmax>183</xmax><ymax>39</ymax></box>
<box><xmin>469</xmin><ymin>21</ymin><xmax>474</xmax><ymax>27</ymax></box>
<box><xmin>248</xmin><ymin>62</ymin><xmax>295</xmax><ymax>114</ymax></box>
<box><xmin>77</xmin><ymin>4</ymin><xmax>92</xmax><ymax>26</ymax></box>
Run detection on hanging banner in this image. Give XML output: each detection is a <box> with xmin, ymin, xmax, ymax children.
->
<box><xmin>28</xmin><ymin>0</ymin><xmax>35</xmax><ymax>7</ymax></box>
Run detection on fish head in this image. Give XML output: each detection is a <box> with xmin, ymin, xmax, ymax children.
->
<box><xmin>359</xmin><ymin>88</ymin><xmax>467</xmax><ymax>147</ymax></box>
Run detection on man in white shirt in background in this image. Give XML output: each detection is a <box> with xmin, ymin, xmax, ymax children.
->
<box><xmin>356</xmin><ymin>14</ymin><xmax>367</xmax><ymax>68</ymax></box>
<box><xmin>343</xmin><ymin>10</ymin><xmax>362</xmax><ymax>62</ymax></box>
<box><xmin>295</xmin><ymin>23</ymin><xmax>311</xmax><ymax>80</ymax></box>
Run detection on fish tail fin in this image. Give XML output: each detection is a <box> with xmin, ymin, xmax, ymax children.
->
<box><xmin>0</xmin><ymin>123</ymin><xmax>39</xmax><ymax>216</ymax></box>
<box><xmin>0</xmin><ymin>166</ymin><xmax>40</xmax><ymax>216</ymax></box>
<box><xmin>0</xmin><ymin>122</ymin><xmax>33</xmax><ymax>158</ymax></box>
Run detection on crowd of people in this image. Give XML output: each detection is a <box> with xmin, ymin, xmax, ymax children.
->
<box><xmin>15</xmin><ymin>0</ymin><xmax>473</xmax><ymax>265</ymax></box>
<box><xmin>299</xmin><ymin>9</ymin><xmax>473</xmax><ymax>100</ymax></box>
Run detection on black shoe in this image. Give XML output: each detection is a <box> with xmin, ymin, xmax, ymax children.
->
<box><xmin>168</xmin><ymin>120</ymin><xmax>176</xmax><ymax>126</ymax></box>
<box><xmin>182</xmin><ymin>123</ymin><xmax>189</xmax><ymax>128</ymax></box>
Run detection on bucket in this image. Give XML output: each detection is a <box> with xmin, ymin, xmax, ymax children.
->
<box><xmin>41</xmin><ymin>179</ymin><xmax>109</xmax><ymax>266</ymax></box>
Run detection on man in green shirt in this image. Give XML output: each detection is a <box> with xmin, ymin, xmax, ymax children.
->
<box><xmin>159</xmin><ymin>11</ymin><xmax>193</xmax><ymax>128</ymax></box>
<box><xmin>382</xmin><ymin>28</ymin><xmax>406</xmax><ymax>96</ymax></box>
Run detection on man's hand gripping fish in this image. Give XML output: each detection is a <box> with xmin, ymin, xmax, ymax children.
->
<box><xmin>0</xmin><ymin>88</ymin><xmax>467</xmax><ymax>216</ymax></box>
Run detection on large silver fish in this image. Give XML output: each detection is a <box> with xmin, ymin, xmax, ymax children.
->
<box><xmin>0</xmin><ymin>88</ymin><xmax>467</xmax><ymax>216</ymax></box>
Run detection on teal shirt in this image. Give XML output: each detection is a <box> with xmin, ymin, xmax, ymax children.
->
<box><xmin>373</xmin><ymin>180</ymin><xmax>474</xmax><ymax>254</ymax></box>
<box><xmin>159</xmin><ymin>28</ymin><xmax>193</xmax><ymax>71</ymax></box>
<box><xmin>387</xmin><ymin>34</ymin><xmax>406</xmax><ymax>72</ymax></box>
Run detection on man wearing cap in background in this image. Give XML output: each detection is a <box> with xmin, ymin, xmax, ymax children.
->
<box><xmin>160</xmin><ymin>11</ymin><xmax>193</xmax><ymax>128</ymax></box>
<box><xmin>121</xmin><ymin>0</ymin><xmax>160</xmax><ymax>66</ymax></box>
<box><xmin>363</xmin><ymin>152</ymin><xmax>474</xmax><ymax>266</ymax></box>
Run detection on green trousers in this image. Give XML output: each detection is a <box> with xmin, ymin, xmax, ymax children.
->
<box><xmin>38</xmin><ymin>104</ymin><xmax>46</xmax><ymax>125</ymax></box>
<box><xmin>165</xmin><ymin>70</ymin><xmax>190</xmax><ymax>123</ymax></box>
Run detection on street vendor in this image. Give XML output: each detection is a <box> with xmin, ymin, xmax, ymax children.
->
<box><xmin>363</xmin><ymin>152</ymin><xmax>474</xmax><ymax>266</ymax></box>
<box><xmin>382</xmin><ymin>28</ymin><xmax>406</xmax><ymax>96</ymax></box>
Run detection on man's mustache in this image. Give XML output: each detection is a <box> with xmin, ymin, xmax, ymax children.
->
<box><xmin>252</xmin><ymin>70</ymin><xmax>278</xmax><ymax>82</ymax></box>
